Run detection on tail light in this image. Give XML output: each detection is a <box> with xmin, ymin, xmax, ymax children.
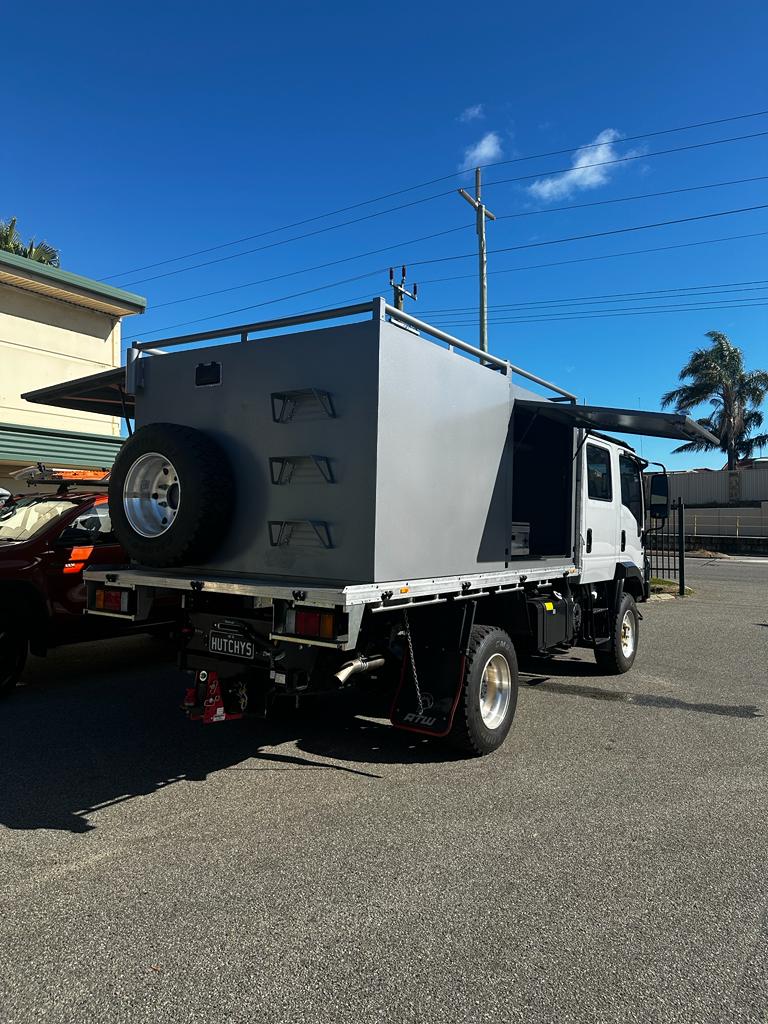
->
<box><xmin>94</xmin><ymin>587</ymin><xmax>130</xmax><ymax>613</ymax></box>
<box><xmin>284</xmin><ymin>607</ymin><xmax>335</xmax><ymax>639</ymax></box>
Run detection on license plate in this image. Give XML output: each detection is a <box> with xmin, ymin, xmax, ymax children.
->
<box><xmin>208</xmin><ymin>631</ymin><xmax>256</xmax><ymax>660</ymax></box>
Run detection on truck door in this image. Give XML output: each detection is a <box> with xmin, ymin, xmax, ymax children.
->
<box><xmin>581</xmin><ymin>440</ymin><xmax>620</xmax><ymax>584</ymax></box>
<box><xmin>618</xmin><ymin>453</ymin><xmax>645</xmax><ymax>570</ymax></box>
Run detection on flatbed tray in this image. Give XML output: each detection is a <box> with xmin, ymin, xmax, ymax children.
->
<box><xmin>85</xmin><ymin>558</ymin><xmax>579</xmax><ymax>612</ymax></box>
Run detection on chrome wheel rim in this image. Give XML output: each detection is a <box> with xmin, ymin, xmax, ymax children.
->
<box><xmin>123</xmin><ymin>452</ymin><xmax>180</xmax><ymax>538</ymax></box>
<box><xmin>620</xmin><ymin>610</ymin><xmax>635</xmax><ymax>658</ymax></box>
<box><xmin>479</xmin><ymin>653</ymin><xmax>512</xmax><ymax>730</ymax></box>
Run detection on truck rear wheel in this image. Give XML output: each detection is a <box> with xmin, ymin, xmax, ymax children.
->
<box><xmin>448</xmin><ymin>625</ymin><xmax>518</xmax><ymax>756</ymax></box>
<box><xmin>109</xmin><ymin>423</ymin><xmax>234</xmax><ymax>567</ymax></box>
<box><xmin>595</xmin><ymin>593</ymin><xmax>639</xmax><ymax>674</ymax></box>
<box><xmin>0</xmin><ymin>611</ymin><xmax>27</xmax><ymax>695</ymax></box>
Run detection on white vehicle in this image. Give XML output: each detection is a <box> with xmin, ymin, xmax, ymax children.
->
<box><xmin>25</xmin><ymin>300</ymin><xmax>716</xmax><ymax>755</ymax></box>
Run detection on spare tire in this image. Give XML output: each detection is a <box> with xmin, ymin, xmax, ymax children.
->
<box><xmin>109</xmin><ymin>423</ymin><xmax>234</xmax><ymax>567</ymax></box>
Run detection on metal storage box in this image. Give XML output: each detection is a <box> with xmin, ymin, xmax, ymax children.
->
<box><xmin>133</xmin><ymin>314</ymin><xmax>517</xmax><ymax>584</ymax></box>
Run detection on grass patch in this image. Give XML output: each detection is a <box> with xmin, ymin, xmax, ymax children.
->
<box><xmin>650</xmin><ymin>577</ymin><xmax>694</xmax><ymax>596</ymax></box>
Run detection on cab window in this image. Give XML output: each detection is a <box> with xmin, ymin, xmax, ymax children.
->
<box><xmin>586</xmin><ymin>444</ymin><xmax>612</xmax><ymax>501</ymax></box>
<box><xmin>619</xmin><ymin>455</ymin><xmax>643</xmax><ymax>530</ymax></box>
<box><xmin>58</xmin><ymin>503</ymin><xmax>115</xmax><ymax>545</ymax></box>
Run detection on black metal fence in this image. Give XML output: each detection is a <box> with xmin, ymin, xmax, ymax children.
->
<box><xmin>645</xmin><ymin>499</ymin><xmax>686</xmax><ymax>595</ymax></box>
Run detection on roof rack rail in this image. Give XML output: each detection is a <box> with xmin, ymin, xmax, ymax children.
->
<box><xmin>126</xmin><ymin>297</ymin><xmax>577</xmax><ymax>404</ymax></box>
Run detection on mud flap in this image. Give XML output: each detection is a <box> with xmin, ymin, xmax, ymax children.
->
<box><xmin>390</xmin><ymin>650</ymin><xmax>466</xmax><ymax>737</ymax></box>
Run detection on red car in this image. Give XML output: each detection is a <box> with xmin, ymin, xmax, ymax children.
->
<box><xmin>0</xmin><ymin>476</ymin><xmax>174</xmax><ymax>695</ymax></box>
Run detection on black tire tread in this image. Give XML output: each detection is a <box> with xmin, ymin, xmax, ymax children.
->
<box><xmin>595</xmin><ymin>593</ymin><xmax>638</xmax><ymax>674</ymax></box>
<box><xmin>109</xmin><ymin>423</ymin><xmax>234</xmax><ymax>567</ymax></box>
<box><xmin>449</xmin><ymin>624</ymin><xmax>518</xmax><ymax>757</ymax></box>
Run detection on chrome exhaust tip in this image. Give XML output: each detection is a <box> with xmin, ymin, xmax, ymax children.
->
<box><xmin>334</xmin><ymin>654</ymin><xmax>386</xmax><ymax>685</ymax></box>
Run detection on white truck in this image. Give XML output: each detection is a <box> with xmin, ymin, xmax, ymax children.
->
<box><xmin>24</xmin><ymin>300</ymin><xmax>716</xmax><ymax>755</ymax></box>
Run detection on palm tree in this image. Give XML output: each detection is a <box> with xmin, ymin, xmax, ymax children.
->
<box><xmin>0</xmin><ymin>217</ymin><xmax>60</xmax><ymax>266</ymax></box>
<box><xmin>661</xmin><ymin>331</ymin><xmax>768</xmax><ymax>469</ymax></box>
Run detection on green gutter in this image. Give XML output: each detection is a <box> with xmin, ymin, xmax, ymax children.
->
<box><xmin>0</xmin><ymin>249</ymin><xmax>146</xmax><ymax>313</ymax></box>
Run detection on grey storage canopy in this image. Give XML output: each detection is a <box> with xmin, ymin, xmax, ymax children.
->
<box><xmin>515</xmin><ymin>399</ymin><xmax>719</xmax><ymax>445</ymax></box>
<box><xmin>22</xmin><ymin>367</ymin><xmax>134</xmax><ymax>419</ymax></box>
<box><xmin>24</xmin><ymin>370</ymin><xmax>720</xmax><ymax>446</ymax></box>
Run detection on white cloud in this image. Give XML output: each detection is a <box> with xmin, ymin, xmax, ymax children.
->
<box><xmin>459</xmin><ymin>104</ymin><xmax>484</xmax><ymax>123</ymax></box>
<box><xmin>460</xmin><ymin>131</ymin><xmax>503</xmax><ymax>170</ymax></box>
<box><xmin>528</xmin><ymin>128</ymin><xmax>623</xmax><ymax>201</ymax></box>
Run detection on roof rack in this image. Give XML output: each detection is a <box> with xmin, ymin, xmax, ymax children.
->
<box><xmin>10</xmin><ymin>464</ymin><xmax>111</xmax><ymax>489</ymax></box>
<box><xmin>126</xmin><ymin>298</ymin><xmax>578</xmax><ymax>403</ymax></box>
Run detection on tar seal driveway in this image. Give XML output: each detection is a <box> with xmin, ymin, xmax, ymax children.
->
<box><xmin>0</xmin><ymin>559</ymin><xmax>766</xmax><ymax>1024</ymax></box>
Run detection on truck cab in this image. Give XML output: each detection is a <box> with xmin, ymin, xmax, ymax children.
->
<box><xmin>582</xmin><ymin>434</ymin><xmax>646</xmax><ymax>589</ymax></box>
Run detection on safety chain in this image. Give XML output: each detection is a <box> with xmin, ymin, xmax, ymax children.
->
<box><xmin>402</xmin><ymin>609</ymin><xmax>424</xmax><ymax>715</ymax></box>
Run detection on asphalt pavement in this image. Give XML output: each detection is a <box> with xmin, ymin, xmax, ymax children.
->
<box><xmin>0</xmin><ymin>559</ymin><xmax>766</xmax><ymax>1024</ymax></box>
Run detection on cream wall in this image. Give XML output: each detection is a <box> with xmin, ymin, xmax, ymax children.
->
<box><xmin>0</xmin><ymin>283</ymin><xmax>122</xmax><ymax>438</ymax></box>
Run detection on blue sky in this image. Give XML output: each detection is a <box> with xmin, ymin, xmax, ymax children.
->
<box><xmin>5</xmin><ymin>1</ymin><xmax>768</xmax><ymax>467</ymax></box>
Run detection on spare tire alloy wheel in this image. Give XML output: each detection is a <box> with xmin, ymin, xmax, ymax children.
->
<box><xmin>109</xmin><ymin>423</ymin><xmax>235</xmax><ymax>568</ymax></box>
<box><xmin>123</xmin><ymin>453</ymin><xmax>181</xmax><ymax>538</ymax></box>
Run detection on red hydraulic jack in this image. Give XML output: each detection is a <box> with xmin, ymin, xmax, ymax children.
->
<box><xmin>183</xmin><ymin>670</ymin><xmax>244</xmax><ymax>723</ymax></box>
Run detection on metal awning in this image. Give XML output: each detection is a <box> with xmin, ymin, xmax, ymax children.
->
<box><xmin>515</xmin><ymin>399</ymin><xmax>719</xmax><ymax>445</ymax></box>
<box><xmin>22</xmin><ymin>368</ymin><xmax>134</xmax><ymax>419</ymax></box>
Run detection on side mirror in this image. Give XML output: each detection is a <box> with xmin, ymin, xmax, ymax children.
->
<box><xmin>648</xmin><ymin>473</ymin><xmax>669</xmax><ymax>520</ymax></box>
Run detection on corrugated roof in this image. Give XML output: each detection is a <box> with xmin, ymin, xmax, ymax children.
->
<box><xmin>0</xmin><ymin>250</ymin><xmax>146</xmax><ymax>317</ymax></box>
<box><xmin>0</xmin><ymin>422</ymin><xmax>123</xmax><ymax>469</ymax></box>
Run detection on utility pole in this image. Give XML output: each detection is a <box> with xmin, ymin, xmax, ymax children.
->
<box><xmin>389</xmin><ymin>265</ymin><xmax>418</xmax><ymax>311</ymax></box>
<box><xmin>458</xmin><ymin>167</ymin><xmax>496</xmax><ymax>352</ymax></box>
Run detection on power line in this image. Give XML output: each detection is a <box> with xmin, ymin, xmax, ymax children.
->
<box><xmin>496</xmin><ymin>175</ymin><xmax>768</xmax><ymax>222</ymax></box>
<box><xmin>432</xmin><ymin>299</ymin><xmax>768</xmax><ymax>326</ymax></box>
<box><xmin>124</xmin><ymin>229</ymin><xmax>768</xmax><ymax>341</ymax></box>
<box><xmin>419</xmin><ymin>230</ymin><xmax>768</xmax><ymax>285</ymax></box>
<box><xmin>148</xmin><ymin>193</ymin><xmax>768</xmax><ymax>315</ymax></box>
<box><xmin>416</xmin><ymin>279</ymin><xmax>768</xmax><ymax>315</ymax></box>
<box><xmin>405</xmin><ymin>203</ymin><xmax>768</xmax><ymax>272</ymax></box>
<box><xmin>151</xmin><ymin>222</ymin><xmax>474</xmax><ymax>310</ymax></box>
<box><xmin>117</xmin><ymin>129</ymin><xmax>768</xmax><ymax>289</ymax></box>
<box><xmin>124</xmin><ymin>269</ymin><xmax>387</xmax><ymax>340</ymax></box>
<box><xmin>105</xmin><ymin>107</ymin><xmax>768</xmax><ymax>281</ymax></box>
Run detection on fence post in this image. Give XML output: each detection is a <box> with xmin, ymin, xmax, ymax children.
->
<box><xmin>678</xmin><ymin>500</ymin><xmax>686</xmax><ymax>596</ymax></box>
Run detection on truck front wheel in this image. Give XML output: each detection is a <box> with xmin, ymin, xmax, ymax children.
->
<box><xmin>448</xmin><ymin>625</ymin><xmax>519</xmax><ymax>756</ymax></box>
<box><xmin>0</xmin><ymin>611</ymin><xmax>27</xmax><ymax>695</ymax></box>
<box><xmin>595</xmin><ymin>593</ymin><xmax>639</xmax><ymax>674</ymax></box>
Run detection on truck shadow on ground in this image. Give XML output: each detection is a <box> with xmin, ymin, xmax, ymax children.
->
<box><xmin>0</xmin><ymin>639</ymin><xmax>460</xmax><ymax>834</ymax></box>
<box><xmin>520</xmin><ymin>657</ymin><xmax>763</xmax><ymax>720</ymax></box>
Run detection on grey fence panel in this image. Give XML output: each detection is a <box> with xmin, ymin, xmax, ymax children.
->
<box><xmin>741</xmin><ymin>469</ymin><xmax>768</xmax><ymax>502</ymax></box>
<box><xmin>667</xmin><ymin>472</ymin><xmax>729</xmax><ymax>506</ymax></box>
<box><xmin>687</xmin><ymin>506</ymin><xmax>768</xmax><ymax>538</ymax></box>
<box><xmin>668</xmin><ymin>467</ymin><xmax>768</xmax><ymax>506</ymax></box>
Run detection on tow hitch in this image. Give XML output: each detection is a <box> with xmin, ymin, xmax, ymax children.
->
<box><xmin>183</xmin><ymin>670</ymin><xmax>246</xmax><ymax>723</ymax></box>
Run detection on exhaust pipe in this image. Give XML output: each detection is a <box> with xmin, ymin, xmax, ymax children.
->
<box><xmin>334</xmin><ymin>654</ymin><xmax>386</xmax><ymax>685</ymax></box>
